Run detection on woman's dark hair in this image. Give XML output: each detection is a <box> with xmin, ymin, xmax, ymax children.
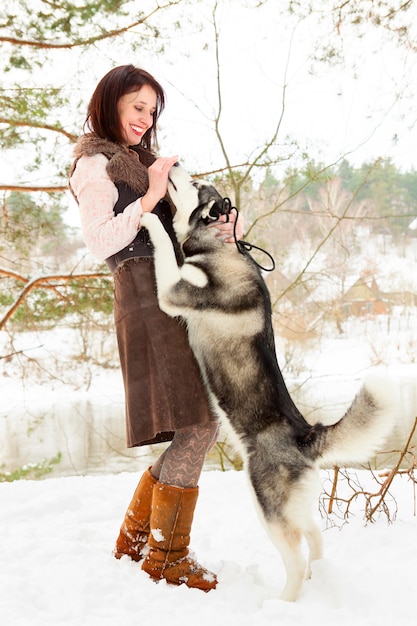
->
<box><xmin>84</xmin><ymin>64</ymin><xmax>165</xmax><ymax>150</ymax></box>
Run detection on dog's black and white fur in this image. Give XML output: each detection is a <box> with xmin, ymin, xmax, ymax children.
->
<box><xmin>141</xmin><ymin>164</ymin><xmax>396</xmax><ymax>601</ymax></box>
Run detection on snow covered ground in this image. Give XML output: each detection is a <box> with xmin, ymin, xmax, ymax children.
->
<box><xmin>2</xmin><ymin>300</ymin><xmax>417</xmax><ymax>623</ymax></box>
<box><xmin>1</xmin><ymin>468</ymin><xmax>416</xmax><ymax>626</ymax></box>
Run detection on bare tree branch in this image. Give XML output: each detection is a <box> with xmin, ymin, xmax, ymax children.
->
<box><xmin>0</xmin><ymin>117</ymin><xmax>77</xmax><ymax>142</ymax></box>
<box><xmin>366</xmin><ymin>416</ymin><xmax>417</xmax><ymax>521</ymax></box>
<box><xmin>0</xmin><ymin>267</ymin><xmax>29</xmax><ymax>284</ymax></box>
<box><xmin>0</xmin><ymin>2</ymin><xmax>181</xmax><ymax>49</ymax></box>
<box><xmin>0</xmin><ymin>269</ymin><xmax>111</xmax><ymax>330</ymax></box>
<box><xmin>0</xmin><ymin>185</ymin><xmax>68</xmax><ymax>192</ymax></box>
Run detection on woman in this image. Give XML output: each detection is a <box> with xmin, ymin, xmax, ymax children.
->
<box><xmin>69</xmin><ymin>65</ymin><xmax>243</xmax><ymax>592</ymax></box>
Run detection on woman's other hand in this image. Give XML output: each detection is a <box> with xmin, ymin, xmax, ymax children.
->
<box><xmin>209</xmin><ymin>208</ymin><xmax>244</xmax><ymax>243</ymax></box>
<box><xmin>141</xmin><ymin>155</ymin><xmax>178</xmax><ymax>213</ymax></box>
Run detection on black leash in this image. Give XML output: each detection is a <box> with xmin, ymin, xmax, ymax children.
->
<box><xmin>221</xmin><ymin>197</ymin><xmax>276</xmax><ymax>273</ymax></box>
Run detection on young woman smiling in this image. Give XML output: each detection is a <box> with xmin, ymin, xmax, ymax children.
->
<box><xmin>69</xmin><ymin>65</ymin><xmax>243</xmax><ymax>592</ymax></box>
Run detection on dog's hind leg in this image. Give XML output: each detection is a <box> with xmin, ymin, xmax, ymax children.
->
<box><xmin>304</xmin><ymin>520</ymin><xmax>323</xmax><ymax>579</ymax></box>
<box><xmin>266</xmin><ymin>520</ymin><xmax>306</xmax><ymax>602</ymax></box>
<box><xmin>262</xmin><ymin>469</ymin><xmax>323</xmax><ymax>601</ymax></box>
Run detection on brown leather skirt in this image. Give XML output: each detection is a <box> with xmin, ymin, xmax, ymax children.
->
<box><xmin>113</xmin><ymin>257</ymin><xmax>216</xmax><ymax>447</ymax></box>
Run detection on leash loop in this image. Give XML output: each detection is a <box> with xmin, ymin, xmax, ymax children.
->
<box><xmin>221</xmin><ymin>197</ymin><xmax>276</xmax><ymax>273</ymax></box>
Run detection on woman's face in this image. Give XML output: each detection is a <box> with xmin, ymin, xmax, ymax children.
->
<box><xmin>117</xmin><ymin>84</ymin><xmax>157</xmax><ymax>146</ymax></box>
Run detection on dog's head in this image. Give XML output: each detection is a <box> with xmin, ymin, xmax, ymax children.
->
<box><xmin>168</xmin><ymin>163</ymin><xmax>230</xmax><ymax>243</ymax></box>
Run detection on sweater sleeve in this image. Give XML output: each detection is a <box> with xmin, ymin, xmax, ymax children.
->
<box><xmin>70</xmin><ymin>153</ymin><xmax>144</xmax><ymax>261</ymax></box>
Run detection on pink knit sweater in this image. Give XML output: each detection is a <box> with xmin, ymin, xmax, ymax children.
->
<box><xmin>70</xmin><ymin>153</ymin><xmax>144</xmax><ymax>261</ymax></box>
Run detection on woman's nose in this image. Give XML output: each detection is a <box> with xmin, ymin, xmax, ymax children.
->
<box><xmin>141</xmin><ymin>111</ymin><xmax>153</xmax><ymax>127</ymax></box>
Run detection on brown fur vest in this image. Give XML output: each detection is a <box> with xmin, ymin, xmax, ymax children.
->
<box><xmin>71</xmin><ymin>133</ymin><xmax>167</xmax><ymax>197</ymax></box>
<box><xmin>69</xmin><ymin>134</ymin><xmax>179</xmax><ymax>269</ymax></box>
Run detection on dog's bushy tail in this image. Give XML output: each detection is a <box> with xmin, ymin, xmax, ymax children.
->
<box><xmin>318</xmin><ymin>375</ymin><xmax>398</xmax><ymax>468</ymax></box>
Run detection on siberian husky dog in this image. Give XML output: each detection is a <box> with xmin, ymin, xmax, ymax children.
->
<box><xmin>140</xmin><ymin>164</ymin><xmax>395</xmax><ymax>602</ymax></box>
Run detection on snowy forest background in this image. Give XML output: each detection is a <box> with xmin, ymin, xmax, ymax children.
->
<box><xmin>1</xmin><ymin>0</ymin><xmax>417</xmax><ymax>490</ymax></box>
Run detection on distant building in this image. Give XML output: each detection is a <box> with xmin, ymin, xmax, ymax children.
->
<box><xmin>341</xmin><ymin>273</ymin><xmax>387</xmax><ymax>317</ymax></box>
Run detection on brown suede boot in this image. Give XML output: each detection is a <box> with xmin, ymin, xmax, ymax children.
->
<box><xmin>141</xmin><ymin>482</ymin><xmax>217</xmax><ymax>592</ymax></box>
<box><xmin>113</xmin><ymin>467</ymin><xmax>157</xmax><ymax>561</ymax></box>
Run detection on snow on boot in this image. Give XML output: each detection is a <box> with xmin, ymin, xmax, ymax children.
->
<box><xmin>141</xmin><ymin>482</ymin><xmax>217</xmax><ymax>592</ymax></box>
<box><xmin>114</xmin><ymin>466</ymin><xmax>157</xmax><ymax>561</ymax></box>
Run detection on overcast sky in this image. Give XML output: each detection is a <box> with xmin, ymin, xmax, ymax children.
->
<box><xmin>145</xmin><ymin>1</ymin><xmax>417</xmax><ymax>174</ymax></box>
<box><xmin>3</xmin><ymin>0</ymin><xmax>417</xmax><ymax>193</ymax></box>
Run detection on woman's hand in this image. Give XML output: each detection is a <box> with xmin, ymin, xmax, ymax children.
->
<box><xmin>209</xmin><ymin>208</ymin><xmax>244</xmax><ymax>243</ymax></box>
<box><xmin>141</xmin><ymin>155</ymin><xmax>178</xmax><ymax>213</ymax></box>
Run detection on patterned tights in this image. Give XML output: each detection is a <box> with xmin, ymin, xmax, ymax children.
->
<box><xmin>150</xmin><ymin>423</ymin><xmax>219</xmax><ymax>488</ymax></box>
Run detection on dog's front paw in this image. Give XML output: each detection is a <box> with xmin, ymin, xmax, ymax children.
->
<box><xmin>140</xmin><ymin>210</ymin><xmax>169</xmax><ymax>248</ymax></box>
<box><xmin>140</xmin><ymin>211</ymin><xmax>164</xmax><ymax>242</ymax></box>
<box><xmin>140</xmin><ymin>211</ymin><xmax>159</xmax><ymax>230</ymax></box>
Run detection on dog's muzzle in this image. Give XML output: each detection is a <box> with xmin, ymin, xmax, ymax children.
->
<box><xmin>206</xmin><ymin>197</ymin><xmax>232</xmax><ymax>223</ymax></box>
